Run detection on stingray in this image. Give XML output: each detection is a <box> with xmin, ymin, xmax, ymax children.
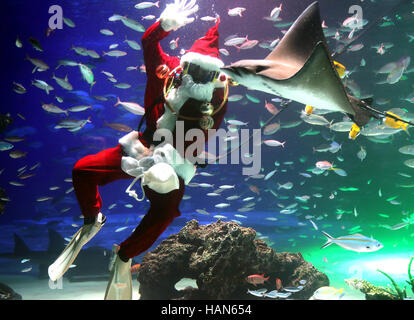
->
<box><xmin>221</xmin><ymin>1</ymin><xmax>413</xmax><ymax>131</ymax></box>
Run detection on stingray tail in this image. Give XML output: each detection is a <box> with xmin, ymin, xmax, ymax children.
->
<box><xmin>350</xmin><ymin>96</ymin><xmax>414</xmax><ymax>128</ymax></box>
<box><xmin>348</xmin><ymin>96</ymin><xmax>378</xmax><ymax>127</ymax></box>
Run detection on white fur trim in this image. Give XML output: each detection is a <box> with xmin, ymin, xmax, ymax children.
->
<box><xmin>119</xmin><ymin>131</ymin><xmax>196</xmax><ymax>185</ymax></box>
<box><xmin>142</xmin><ymin>162</ymin><xmax>180</xmax><ymax>194</ymax></box>
<box><xmin>121</xmin><ymin>156</ymin><xmax>144</xmax><ymax>177</ymax></box>
<box><xmin>180</xmin><ymin>52</ymin><xmax>224</xmax><ymax>72</ymax></box>
<box><xmin>153</xmin><ymin>143</ymin><xmax>196</xmax><ymax>185</ymax></box>
<box><xmin>157</xmin><ymin>106</ymin><xmax>178</xmax><ymax>132</ymax></box>
<box><xmin>119</xmin><ymin>131</ymin><xmax>151</xmax><ymax>160</ymax></box>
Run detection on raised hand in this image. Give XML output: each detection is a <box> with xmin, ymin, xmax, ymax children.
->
<box><xmin>159</xmin><ymin>0</ymin><xmax>199</xmax><ymax>32</ymax></box>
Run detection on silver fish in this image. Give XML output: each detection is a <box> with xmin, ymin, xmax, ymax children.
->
<box><xmin>247</xmin><ymin>289</ymin><xmax>266</xmax><ymax>297</ymax></box>
<box><xmin>399</xmin><ymin>145</ymin><xmax>414</xmax><ymax>155</ymax></box>
<box><xmin>87</xmin><ymin>50</ymin><xmax>100</xmax><ymax>59</ymax></box>
<box><xmin>114</xmin><ymin>97</ymin><xmax>144</xmax><ymax>115</ymax></box>
<box><xmin>321</xmin><ymin>231</ymin><xmax>383</xmax><ymax>252</ymax></box>
<box><xmin>13</xmin><ymin>82</ymin><xmax>26</xmax><ymax>94</ymax></box>
<box><xmin>356</xmin><ymin>146</ymin><xmax>367</xmax><ymax>161</ymax></box>
<box><xmin>68</xmin><ymin>105</ymin><xmax>92</xmax><ymax>112</ymax></box>
<box><xmin>26</xmin><ymin>55</ymin><xmax>49</xmax><ymax>73</ymax></box>
<box><xmin>300</xmin><ymin>111</ymin><xmax>331</xmax><ymax>126</ymax></box>
<box><xmin>42</xmin><ymin>103</ymin><xmax>68</xmax><ymax>115</ymax></box>
<box><xmin>224</xmin><ymin>36</ymin><xmax>247</xmax><ymax>47</ymax></box>
<box><xmin>124</xmin><ymin>37</ymin><xmax>141</xmax><ymax>50</ymax></box>
<box><xmin>213</xmin><ymin>214</ymin><xmax>228</xmax><ymax>219</ymax></box>
<box><xmin>32</xmin><ymin>80</ymin><xmax>54</xmax><ymax>94</ymax></box>
<box><xmin>120</xmin><ymin>16</ymin><xmax>145</xmax><ymax>32</ymax></box>
<box><xmin>215</xmin><ymin>203</ymin><xmax>230</xmax><ymax>208</ymax></box>
<box><xmin>103</xmin><ymin>50</ymin><xmax>127</xmax><ymax>57</ymax></box>
<box><xmin>100</xmin><ymin>29</ymin><xmax>114</xmax><ymax>36</ymax></box>
<box><xmin>283</xmin><ymin>286</ymin><xmax>303</xmax><ymax>293</ymax></box>
<box><xmin>52</xmin><ymin>73</ymin><xmax>73</xmax><ymax>90</ymax></box>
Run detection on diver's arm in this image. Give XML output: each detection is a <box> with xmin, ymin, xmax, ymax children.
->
<box><xmin>141</xmin><ymin>21</ymin><xmax>177</xmax><ymax>79</ymax></box>
<box><xmin>140</xmin><ymin>21</ymin><xmax>176</xmax><ymax>144</ymax></box>
<box><xmin>141</xmin><ymin>0</ymin><xmax>198</xmax><ymax>72</ymax></box>
<box><xmin>158</xmin><ymin>0</ymin><xmax>198</xmax><ymax>32</ymax></box>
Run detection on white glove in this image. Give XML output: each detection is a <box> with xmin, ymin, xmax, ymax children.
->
<box><xmin>159</xmin><ymin>0</ymin><xmax>199</xmax><ymax>32</ymax></box>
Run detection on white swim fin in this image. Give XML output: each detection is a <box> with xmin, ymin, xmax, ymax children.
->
<box><xmin>104</xmin><ymin>244</ymin><xmax>133</xmax><ymax>300</ymax></box>
<box><xmin>48</xmin><ymin>212</ymin><xmax>106</xmax><ymax>282</ymax></box>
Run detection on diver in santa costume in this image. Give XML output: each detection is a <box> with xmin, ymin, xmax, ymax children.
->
<box><xmin>48</xmin><ymin>0</ymin><xmax>230</xmax><ymax>300</ymax></box>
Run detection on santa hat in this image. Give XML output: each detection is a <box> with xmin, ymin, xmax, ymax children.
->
<box><xmin>180</xmin><ymin>18</ymin><xmax>224</xmax><ymax>72</ymax></box>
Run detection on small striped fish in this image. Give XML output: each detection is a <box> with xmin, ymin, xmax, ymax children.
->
<box><xmin>321</xmin><ymin>231</ymin><xmax>383</xmax><ymax>252</ymax></box>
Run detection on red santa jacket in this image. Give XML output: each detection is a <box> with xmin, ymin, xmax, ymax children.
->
<box><xmin>139</xmin><ymin>21</ymin><xmax>228</xmax><ymax>159</ymax></box>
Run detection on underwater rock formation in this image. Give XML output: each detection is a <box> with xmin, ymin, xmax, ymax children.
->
<box><xmin>345</xmin><ymin>278</ymin><xmax>400</xmax><ymax>300</ymax></box>
<box><xmin>137</xmin><ymin>219</ymin><xmax>329</xmax><ymax>300</ymax></box>
<box><xmin>0</xmin><ymin>283</ymin><xmax>22</xmax><ymax>300</ymax></box>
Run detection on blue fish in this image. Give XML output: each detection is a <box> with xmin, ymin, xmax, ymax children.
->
<box><xmin>0</xmin><ymin>141</ymin><xmax>14</xmax><ymax>151</ymax></box>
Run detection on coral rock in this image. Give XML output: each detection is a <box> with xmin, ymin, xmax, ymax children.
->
<box><xmin>138</xmin><ymin>219</ymin><xmax>329</xmax><ymax>299</ymax></box>
<box><xmin>345</xmin><ymin>278</ymin><xmax>401</xmax><ymax>300</ymax></box>
<box><xmin>0</xmin><ymin>283</ymin><xmax>22</xmax><ymax>300</ymax></box>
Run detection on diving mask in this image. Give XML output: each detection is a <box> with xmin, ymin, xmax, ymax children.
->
<box><xmin>161</xmin><ymin>64</ymin><xmax>229</xmax><ymax>130</ymax></box>
<box><xmin>182</xmin><ymin>62</ymin><xmax>219</xmax><ymax>84</ymax></box>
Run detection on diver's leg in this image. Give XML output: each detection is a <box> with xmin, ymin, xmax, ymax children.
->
<box><xmin>104</xmin><ymin>178</ymin><xmax>185</xmax><ymax>300</ymax></box>
<box><xmin>119</xmin><ymin>177</ymin><xmax>185</xmax><ymax>258</ymax></box>
<box><xmin>72</xmin><ymin>145</ymin><xmax>133</xmax><ymax>221</ymax></box>
<box><xmin>49</xmin><ymin>145</ymin><xmax>133</xmax><ymax>282</ymax></box>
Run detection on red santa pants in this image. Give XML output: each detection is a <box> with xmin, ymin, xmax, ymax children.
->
<box><xmin>72</xmin><ymin>144</ymin><xmax>185</xmax><ymax>259</ymax></box>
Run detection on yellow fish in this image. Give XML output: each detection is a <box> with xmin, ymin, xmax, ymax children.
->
<box><xmin>312</xmin><ymin>286</ymin><xmax>344</xmax><ymax>300</ymax></box>
<box><xmin>383</xmin><ymin>112</ymin><xmax>408</xmax><ymax>130</ymax></box>
<box><xmin>305</xmin><ymin>105</ymin><xmax>314</xmax><ymax>115</ymax></box>
<box><xmin>333</xmin><ymin>61</ymin><xmax>346</xmax><ymax>78</ymax></box>
<box><xmin>348</xmin><ymin>123</ymin><xmax>361</xmax><ymax>140</ymax></box>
